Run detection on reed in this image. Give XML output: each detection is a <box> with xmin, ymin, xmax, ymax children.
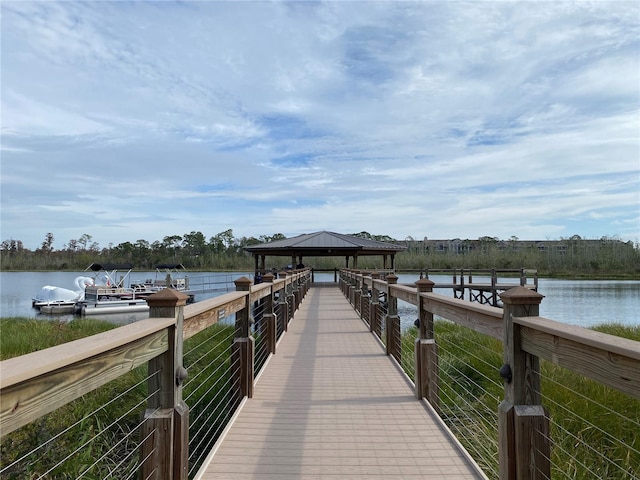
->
<box><xmin>400</xmin><ymin>321</ymin><xmax>640</xmax><ymax>479</ymax></box>
<box><xmin>0</xmin><ymin>317</ymin><xmax>117</xmax><ymax>359</ymax></box>
<box><xmin>0</xmin><ymin>317</ymin><xmax>238</xmax><ymax>478</ymax></box>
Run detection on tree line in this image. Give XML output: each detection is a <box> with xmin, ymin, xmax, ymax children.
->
<box><xmin>1</xmin><ymin>230</ymin><xmax>638</xmax><ymax>277</ymax></box>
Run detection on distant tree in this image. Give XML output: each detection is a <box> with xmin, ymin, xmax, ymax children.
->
<box><xmin>78</xmin><ymin>234</ymin><xmax>93</xmax><ymax>250</ymax></box>
<box><xmin>39</xmin><ymin>233</ymin><xmax>55</xmax><ymax>254</ymax></box>
<box><xmin>182</xmin><ymin>231</ymin><xmax>207</xmax><ymax>258</ymax></box>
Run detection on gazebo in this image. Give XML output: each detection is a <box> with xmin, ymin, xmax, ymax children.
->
<box><xmin>244</xmin><ymin>231</ymin><xmax>407</xmax><ymax>274</ymax></box>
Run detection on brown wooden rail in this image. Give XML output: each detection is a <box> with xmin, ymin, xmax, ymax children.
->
<box><xmin>0</xmin><ymin>269</ymin><xmax>311</xmax><ymax>480</ymax></box>
<box><xmin>340</xmin><ymin>268</ymin><xmax>640</xmax><ymax>480</ymax></box>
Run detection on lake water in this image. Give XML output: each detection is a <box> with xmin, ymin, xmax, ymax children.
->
<box><xmin>0</xmin><ymin>271</ymin><xmax>638</xmax><ymax>328</ymax></box>
<box><xmin>0</xmin><ymin>270</ymin><xmax>252</xmax><ymax>325</ymax></box>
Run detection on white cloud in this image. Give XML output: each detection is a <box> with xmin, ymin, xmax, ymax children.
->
<box><xmin>1</xmin><ymin>0</ymin><xmax>638</xmax><ymax>249</ymax></box>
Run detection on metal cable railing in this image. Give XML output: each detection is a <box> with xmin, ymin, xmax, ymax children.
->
<box><xmin>340</xmin><ymin>269</ymin><xmax>640</xmax><ymax>480</ymax></box>
<box><xmin>0</xmin><ymin>367</ymin><xmax>154</xmax><ymax>479</ymax></box>
<box><xmin>252</xmin><ymin>299</ymin><xmax>269</xmax><ymax>375</ymax></box>
<box><xmin>183</xmin><ymin>319</ymin><xmax>239</xmax><ymax>476</ymax></box>
<box><xmin>537</xmin><ymin>368</ymin><xmax>640</xmax><ymax>480</ymax></box>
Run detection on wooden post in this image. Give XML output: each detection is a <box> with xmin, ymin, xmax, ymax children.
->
<box><xmin>360</xmin><ymin>274</ymin><xmax>369</xmax><ymax>323</ymax></box>
<box><xmin>292</xmin><ymin>273</ymin><xmax>300</xmax><ymax>312</ymax></box>
<box><xmin>385</xmin><ymin>274</ymin><xmax>400</xmax><ymax>362</ymax></box>
<box><xmin>141</xmin><ymin>289</ymin><xmax>190</xmax><ymax>480</ymax></box>
<box><xmin>233</xmin><ymin>277</ymin><xmax>254</xmax><ymax>400</ymax></box>
<box><xmin>278</xmin><ymin>271</ymin><xmax>290</xmax><ymax>331</ymax></box>
<box><xmin>369</xmin><ymin>272</ymin><xmax>380</xmax><ymax>333</ymax></box>
<box><xmin>354</xmin><ymin>272</ymin><xmax>362</xmax><ymax>315</ymax></box>
<box><xmin>414</xmin><ymin>278</ymin><xmax>439</xmax><ymax>411</ymax></box>
<box><xmin>262</xmin><ymin>273</ymin><xmax>277</xmax><ymax>355</ymax></box>
<box><xmin>491</xmin><ymin>268</ymin><xmax>498</xmax><ymax>307</ymax></box>
<box><xmin>286</xmin><ymin>273</ymin><xmax>295</xmax><ymax>323</ymax></box>
<box><xmin>498</xmin><ymin>287</ymin><xmax>549</xmax><ymax>480</ymax></box>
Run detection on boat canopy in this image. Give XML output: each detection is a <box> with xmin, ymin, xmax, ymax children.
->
<box><xmin>155</xmin><ymin>263</ymin><xmax>186</xmax><ymax>270</ymax></box>
<box><xmin>86</xmin><ymin>263</ymin><xmax>134</xmax><ymax>272</ymax></box>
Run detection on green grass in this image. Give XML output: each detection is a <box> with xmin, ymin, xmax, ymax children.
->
<box><xmin>0</xmin><ymin>317</ymin><xmax>117</xmax><ymax>359</ymax></box>
<box><xmin>0</xmin><ymin>317</ymin><xmax>238</xmax><ymax>479</ymax></box>
<box><xmin>399</xmin><ymin>321</ymin><xmax>640</xmax><ymax>480</ymax></box>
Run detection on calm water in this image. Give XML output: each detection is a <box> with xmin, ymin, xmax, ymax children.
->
<box><xmin>0</xmin><ymin>271</ymin><xmax>638</xmax><ymax>328</ymax></box>
<box><xmin>0</xmin><ymin>271</ymin><xmax>251</xmax><ymax>325</ymax></box>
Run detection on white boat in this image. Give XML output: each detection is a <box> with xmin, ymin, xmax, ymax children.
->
<box><xmin>75</xmin><ymin>263</ymin><xmax>149</xmax><ymax>316</ymax></box>
<box><xmin>76</xmin><ymin>263</ymin><xmax>194</xmax><ymax>315</ymax></box>
<box><xmin>130</xmin><ymin>263</ymin><xmax>190</xmax><ymax>295</ymax></box>
<box><xmin>32</xmin><ymin>276</ymin><xmax>95</xmax><ymax>314</ymax></box>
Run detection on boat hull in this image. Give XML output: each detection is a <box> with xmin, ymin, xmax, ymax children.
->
<box><xmin>79</xmin><ymin>301</ymin><xmax>149</xmax><ymax>315</ymax></box>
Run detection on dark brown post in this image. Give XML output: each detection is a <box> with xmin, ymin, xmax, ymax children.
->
<box><xmin>233</xmin><ymin>277</ymin><xmax>254</xmax><ymax>399</ymax></box>
<box><xmin>385</xmin><ymin>274</ymin><xmax>400</xmax><ymax>362</ymax></box>
<box><xmin>498</xmin><ymin>287</ymin><xmax>549</xmax><ymax>480</ymax></box>
<box><xmin>278</xmin><ymin>271</ymin><xmax>290</xmax><ymax>331</ymax></box>
<box><xmin>491</xmin><ymin>268</ymin><xmax>498</xmax><ymax>307</ymax></box>
<box><xmin>286</xmin><ymin>272</ymin><xmax>295</xmax><ymax>323</ymax></box>
<box><xmin>354</xmin><ymin>272</ymin><xmax>362</xmax><ymax>315</ymax></box>
<box><xmin>292</xmin><ymin>272</ymin><xmax>300</xmax><ymax>312</ymax></box>
<box><xmin>369</xmin><ymin>272</ymin><xmax>380</xmax><ymax>334</ymax></box>
<box><xmin>262</xmin><ymin>273</ymin><xmax>277</xmax><ymax>355</ymax></box>
<box><xmin>360</xmin><ymin>274</ymin><xmax>369</xmax><ymax>323</ymax></box>
<box><xmin>141</xmin><ymin>289</ymin><xmax>190</xmax><ymax>480</ymax></box>
<box><xmin>414</xmin><ymin>278</ymin><xmax>439</xmax><ymax>411</ymax></box>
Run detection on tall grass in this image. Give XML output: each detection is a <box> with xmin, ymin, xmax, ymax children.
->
<box><xmin>399</xmin><ymin>321</ymin><xmax>640</xmax><ymax>479</ymax></box>
<box><xmin>0</xmin><ymin>317</ymin><xmax>238</xmax><ymax>479</ymax></box>
<box><xmin>0</xmin><ymin>317</ymin><xmax>117</xmax><ymax>359</ymax></box>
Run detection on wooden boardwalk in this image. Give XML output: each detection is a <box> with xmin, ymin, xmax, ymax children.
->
<box><xmin>200</xmin><ymin>285</ymin><xmax>486</xmax><ymax>479</ymax></box>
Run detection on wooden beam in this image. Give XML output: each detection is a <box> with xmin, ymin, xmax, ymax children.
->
<box><xmin>1</xmin><ymin>329</ymin><xmax>169</xmax><ymax>435</ymax></box>
<box><xmin>516</xmin><ymin>316</ymin><xmax>640</xmax><ymax>399</ymax></box>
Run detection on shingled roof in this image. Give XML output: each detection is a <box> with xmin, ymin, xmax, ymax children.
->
<box><xmin>244</xmin><ymin>231</ymin><xmax>406</xmax><ymax>257</ymax></box>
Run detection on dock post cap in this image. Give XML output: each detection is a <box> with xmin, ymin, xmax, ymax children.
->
<box><xmin>234</xmin><ymin>276</ymin><xmax>253</xmax><ymax>290</ymax></box>
<box><xmin>262</xmin><ymin>272</ymin><xmax>275</xmax><ymax>283</ymax></box>
<box><xmin>386</xmin><ymin>273</ymin><xmax>398</xmax><ymax>284</ymax></box>
<box><xmin>499</xmin><ymin>286</ymin><xmax>544</xmax><ymax>304</ymax></box>
<box><xmin>146</xmin><ymin>288</ymin><xmax>189</xmax><ymax>307</ymax></box>
<box><xmin>415</xmin><ymin>278</ymin><xmax>435</xmax><ymax>292</ymax></box>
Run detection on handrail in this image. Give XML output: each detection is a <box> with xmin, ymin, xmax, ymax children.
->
<box><xmin>339</xmin><ymin>268</ymin><xmax>640</xmax><ymax>480</ymax></box>
<box><xmin>0</xmin><ymin>317</ymin><xmax>176</xmax><ymax>435</ymax></box>
<box><xmin>515</xmin><ymin>315</ymin><xmax>640</xmax><ymax>399</ymax></box>
<box><xmin>0</xmin><ymin>270</ymin><xmax>310</xmax><ymax>443</ymax></box>
<box><xmin>0</xmin><ymin>317</ymin><xmax>175</xmax><ymax>390</ymax></box>
<box><xmin>421</xmin><ymin>292</ymin><xmax>503</xmax><ymax>340</ymax></box>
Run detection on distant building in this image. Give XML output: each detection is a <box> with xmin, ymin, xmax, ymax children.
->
<box><xmin>397</xmin><ymin>236</ymin><xmax>634</xmax><ymax>255</ymax></box>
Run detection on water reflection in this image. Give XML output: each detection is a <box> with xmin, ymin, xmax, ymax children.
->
<box><xmin>1</xmin><ymin>272</ymin><xmax>638</xmax><ymax>328</ymax></box>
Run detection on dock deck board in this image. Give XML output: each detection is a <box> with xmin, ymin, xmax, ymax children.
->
<box><xmin>200</xmin><ymin>286</ymin><xmax>486</xmax><ymax>479</ymax></box>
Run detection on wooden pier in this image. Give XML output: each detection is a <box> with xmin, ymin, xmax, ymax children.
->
<box><xmin>199</xmin><ymin>285</ymin><xmax>485</xmax><ymax>479</ymax></box>
<box><xmin>2</xmin><ymin>267</ymin><xmax>638</xmax><ymax>480</ymax></box>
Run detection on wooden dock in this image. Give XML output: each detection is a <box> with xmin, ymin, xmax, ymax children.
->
<box><xmin>199</xmin><ymin>285</ymin><xmax>485</xmax><ymax>479</ymax></box>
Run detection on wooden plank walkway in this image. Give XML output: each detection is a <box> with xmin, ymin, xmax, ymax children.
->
<box><xmin>199</xmin><ymin>285</ymin><xmax>486</xmax><ymax>479</ymax></box>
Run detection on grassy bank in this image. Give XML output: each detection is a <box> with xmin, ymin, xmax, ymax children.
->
<box><xmin>0</xmin><ymin>317</ymin><xmax>117</xmax><ymax>359</ymax></box>
<box><xmin>1</xmin><ymin>318</ymin><xmax>638</xmax><ymax>478</ymax></box>
<box><xmin>0</xmin><ymin>317</ymin><xmax>237</xmax><ymax>478</ymax></box>
<box><xmin>402</xmin><ymin>321</ymin><xmax>640</xmax><ymax>479</ymax></box>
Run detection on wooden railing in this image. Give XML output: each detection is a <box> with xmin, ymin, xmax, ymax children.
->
<box><xmin>340</xmin><ymin>269</ymin><xmax>640</xmax><ymax>480</ymax></box>
<box><xmin>0</xmin><ymin>269</ymin><xmax>311</xmax><ymax>479</ymax></box>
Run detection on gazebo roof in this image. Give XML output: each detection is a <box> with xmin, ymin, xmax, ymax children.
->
<box><xmin>244</xmin><ymin>231</ymin><xmax>406</xmax><ymax>257</ymax></box>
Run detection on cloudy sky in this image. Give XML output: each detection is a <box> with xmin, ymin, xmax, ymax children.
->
<box><xmin>2</xmin><ymin>1</ymin><xmax>639</xmax><ymax>250</ymax></box>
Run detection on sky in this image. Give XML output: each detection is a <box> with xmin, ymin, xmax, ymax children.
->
<box><xmin>1</xmin><ymin>1</ymin><xmax>639</xmax><ymax>251</ymax></box>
